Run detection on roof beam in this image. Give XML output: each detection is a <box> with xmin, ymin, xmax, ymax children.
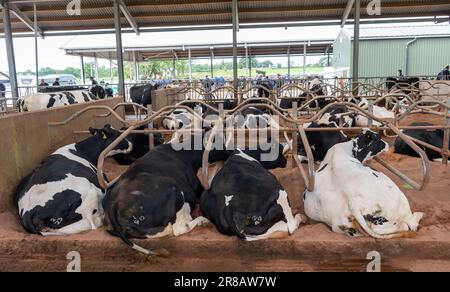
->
<box><xmin>342</xmin><ymin>0</ymin><xmax>355</xmax><ymax>27</ymax></box>
<box><xmin>7</xmin><ymin>3</ymin><xmax>44</xmax><ymax>37</ymax></box>
<box><xmin>119</xmin><ymin>0</ymin><xmax>139</xmax><ymax>35</ymax></box>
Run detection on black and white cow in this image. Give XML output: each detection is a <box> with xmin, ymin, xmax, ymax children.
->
<box><xmin>395</xmin><ymin>122</ymin><xmax>448</xmax><ymax>161</ymax></box>
<box><xmin>129</xmin><ymin>84</ymin><xmax>159</xmax><ymax>107</ymax></box>
<box><xmin>17</xmin><ymin>90</ymin><xmax>97</xmax><ymax>112</ymax></box>
<box><xmin>90</xmin><ymin>85</ymin><xmax>113</xmax><ymax>99</ymax></box>
<box><xmin>294</xmin><ymin>122</ymin><xmax>348</xmax><ymax>163</ymax></box>
<box><xmin>304</xmin><ymin>130</ymin><xmax>423</xmax><ymax>239</ymax></box>
<box><xmin>317</xmin><ymin>105</ymin><xmax>355</xmax><ymax>128</ymax></box>
<box><xmin>201</xmin><ymin>146</ymin><xmax>301</xmax><ymax>240</ymax></box>
<box><xmin>103</xmin><ymin>136</ymin><xmax>209</xmax><ymax>256</ymax></box>
<box><xmin>354</xmin><ymin>98</ymin><xmax>395</xmax><ymax>127</ymax></box>
<box><xmin>279</xmin><ymin>78</ymin><xmax>327</xmax><ymax>110</ymax></box>
<box><xmin>15</xmin><ymin>125</ymin><xmax>132</xmax><ymax>236</ymax></box>
<box><xmin>113</xmin><ymin>126</ymin><xmax>165</xmax><ymax>166</ymax></box>
<box><xmin>234</xmin><ymin>106</ymin><xmax>279</xmax><ymax>130</ymax></box>
<box><xmin>163</xmin><ymin>107</ymin><xmax>203</xmax><ymax>130</ymax></box>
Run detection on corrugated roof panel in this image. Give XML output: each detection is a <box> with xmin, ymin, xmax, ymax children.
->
<box><xmin>0</xmin><ymin>0</ymin><xmax>449</xmax><ymax>33</ymax></box>
<box><xmin>350</xmin><ymin>24</ymin><xmax>450</xmax><ymax>39</ymax></box>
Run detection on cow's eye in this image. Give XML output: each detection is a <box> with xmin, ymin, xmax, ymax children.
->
<box><xmin>366</xmin><ymin>134</ymin><xmax>373</xmax><ymax>142</ymax></box>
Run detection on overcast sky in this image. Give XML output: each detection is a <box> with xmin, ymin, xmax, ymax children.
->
<box><xmin>0</xmin><ymin>21</ymin><xmax>443</xmax><ymax>74</ymax></box>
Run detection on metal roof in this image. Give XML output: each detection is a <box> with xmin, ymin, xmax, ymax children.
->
<box><xmin>349</xmin><ymin>24</ymin><xmax>450</xmax><ymax>39</ymax></box>
<box><xmin>0</xmin><ymin>0</ymin><xmax>449</xmax><ymax>35</ymax></box>
<box><xmin>64</xmin><ymin>40</ymin><xmax>334</xmax><ymax>61</ymax></box>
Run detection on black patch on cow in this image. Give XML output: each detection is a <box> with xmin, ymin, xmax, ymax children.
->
<box><xmin>82</xmin><ymin>92</ymin><xmax>90</xmax><ymax>102</ymax></box>
<box><xmin>47</xmin><ymin>97</ymin><xmax>56</xmax><ymax>108</ymax></box>
<box><xmin>364</xmin><ymin>214</ymin><xmax>388</xmax><ymax>226</ymax></box>
<box><xmin>395</xmin><ymin>122</ymin><xmax>445</xmax><ymax>161</ymax></box>
<box><xmin>113</xmin><ymin>126</ymin><xmax>165</xmax><ymax>166</ymax></box>
<box><xmin>318</xmin><ymin>163</ymin><xmax>328</xmax><ymax>173</ymax></box>
<box><xmin>201</xmin><ymin>151</ymin><xmax>290</xmax><ymax>239</ymax></box>
<box><xmin>21</xmin><ymin>190</ymin><xmax>83</xmax><ymax>234</ymax></box>
<box><xmin>372</xmin><ymin>172</ymin><xmax>379</xmax><ymax>178</ymax></box>
<box><xmin>103</xmin><ymin>141</ymin><xmax>205</xmax><ymax>241</ymax></box>
<box><xmin>297</xmin><ymin>122</ymin><xmax>348</xmax><ymax>162</ymax></box>
<box><xmin>352</xmin><ymin>131</ymin><xmax>387</xmax><ymax>163</ymax></box>
<box><xmin>64</xmin><ymin>92</ymin><xmax>77</xmax><ymax>104</ymax></box>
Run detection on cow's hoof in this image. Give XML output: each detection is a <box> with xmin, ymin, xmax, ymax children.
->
<box><xmin>296</xmin><ymin>214</ymin><xmax>308</xmax><ymax>224</ymax></box>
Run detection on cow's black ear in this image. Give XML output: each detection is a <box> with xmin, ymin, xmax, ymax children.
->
<box><xmin>99</xmin><ymin>129</ymin><xmax>110</xmax><ymax>140</ymax></box>
<box><xmin>89</xmin><ymin>127</ymin><xmax>97</xmax><ymax>136</ymax></box>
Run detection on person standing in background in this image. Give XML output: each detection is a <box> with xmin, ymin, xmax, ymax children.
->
<box><xmin>90</xmin><ymin>76</ymin><xmax>99</xmax><ymax>85</ymax></box>
<box><xmin>437</xmin><ymin>65</ymin><xmax>450</xmax><ymax>80</ymax></box>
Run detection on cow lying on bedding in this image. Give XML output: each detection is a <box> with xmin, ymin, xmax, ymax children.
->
<box><xmin>304</xmin><ymin>129</ymin><xmax>423</xmax><ymax>239</ymax></box>
<box><xmin>15</xmin><ymin>125</ymin><xmax>132</xmax><ymax>236</ymax></box>
<box><xmin>201</xmin><ymin>143</ymin><xmax>302</xmax><ymax>241</ymax></box>
<box><xmin>103</xmin><ymin>136</ymin><xmax>209</xmax><ymax>256</ymax></box>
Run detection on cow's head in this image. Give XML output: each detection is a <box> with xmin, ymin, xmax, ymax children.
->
<box><xmin>89</xmin><ymin>124</ymin><xmax>133</xmax><ymax>156</ymax></box>
<box><xmin>352</xmin><ymin>129</ymin><xmax>389</xmax><ymax>163</ymax></box>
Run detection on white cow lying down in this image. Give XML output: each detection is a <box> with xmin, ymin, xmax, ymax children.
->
<box><xmin>17</xmin><ymin>90</ymin><xmax>97</xmax><ymax>112</ymax></box>
<box><xmin>304</xmin><ymin>129</ymin><xmax>423</xmax><ymax>239</ymax></box>
<box><xmin>354</xmin><ymin>98</ymin><xmax>395</xmax><ymax>127</ymax></box>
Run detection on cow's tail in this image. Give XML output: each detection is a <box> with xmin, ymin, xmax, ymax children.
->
<box><xmin>107</xmin><ymin>206</ymin><xmax>169</xmax><ymax>257</ymax></box>
<box><xmin>349</xmin><ymin>203</ymin><xmax>417</xmax><ymax>239</ymax></box>
<box><xmin>118</xmin><ymin>233</ymin><xmax>170</xmax><ymax>258</ymax></box>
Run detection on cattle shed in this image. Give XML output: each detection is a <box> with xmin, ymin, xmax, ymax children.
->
<box><xmin>62</xmin><ymin>39</ymin><xmax>335</xmax><ymax>80</ymax></box>
<box><xmin>1</xmin><ymin>0</ymin><xmax>450</xmax><ymax>98</ymax></box>
<box><xmin>333</xmin><ymin>25</ymin><xmax>450</xmax><ymax>77</ymax></box>
<box><xmin>1</xmin><ymin>0</ymin><xmax>450</xmax><ymax>273</ymax></box>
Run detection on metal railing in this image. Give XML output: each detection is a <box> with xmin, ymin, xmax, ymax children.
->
<box><xmin>46</xmin><ymin>89</ymin><xmax>449</xmax><ymax>196</ymax></box>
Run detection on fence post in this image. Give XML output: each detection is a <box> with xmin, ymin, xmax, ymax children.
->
<box><xmin>292</xmin><ymin>102</ymin><xmax>298</xmax><ymax>168</ymax></box>
<box><xmin>148</xmin><ymin>104</ymin><xmax>155</xmax><ymax>150</ymax></box>
<box><xmin>443</xmin><ymin>94</ymin><xmax>450</xmax><ymax>165</ymax></box>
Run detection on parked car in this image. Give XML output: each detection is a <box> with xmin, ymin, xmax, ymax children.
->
<box><xmin>33</xmin><ymin>74</ymin><xmax>77</xmax><ymax>86</ymax></box>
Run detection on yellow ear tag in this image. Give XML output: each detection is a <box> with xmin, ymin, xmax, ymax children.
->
<box><xmin>102</xmin><ymin>133</ymin><xmax>108</xmax><ymax>140</ymax></box>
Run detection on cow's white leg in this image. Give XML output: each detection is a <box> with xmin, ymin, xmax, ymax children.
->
<box><xmin>245</xmin><ymin>221</ymin><xmax>289</xmax><ymax>241</ymax></box>
<box><xmin>41</xmin><ymin>218</ymin><xmax>93</xmax><ymax>236</ymax></box>
<box><xmin>277</xmin><ymin>190</ymin><xmax>299</xmax><ymax>235</ymax></box>
<box><xmin>172</xmin><ymin>203</ymin><xmax>193</xmax><ymax>236</ymax></box>
<box><xmin>187</xmin><ymin>216</ymin><xmax>210</xmax><ymax>230</ymax></box>
<box><xmin>171</xmin><ymin>203</ymin><xmax>209</xmax><ymax>236</ymax></box>
<box><xmin>76</xmin><ymin>186</ymin><xmax>104</xmax><ymax>230</ymax></box>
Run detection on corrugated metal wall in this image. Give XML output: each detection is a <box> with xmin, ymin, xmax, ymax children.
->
<box><xmin>356</xmin><ymin>39</ymin><xmax>407</xmax><ymax>77</ymax></box>
<box><xmin>409</xmin><ymin>38</ymin><xmax>450</xmax><ymax>76</ymax></box>
<box><xmin>334</xmin><ymin>37</ymin><xmax>450</xmax><ymax>77</ymax></box>
<box><xmin>332</xmin><ymin>30</ymin><xmax>352</xmax><ymax>70</ymax></box>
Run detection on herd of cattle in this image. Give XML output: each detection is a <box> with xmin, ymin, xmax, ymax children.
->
<box><xmin>16</xmin><ymin>85</ymin><xmax>113</xmax><ymax>112</ymax></box>
<box><xmin>12</xmin><ymin>78</ymin><xmax>449</xmax><ymax>256</ymax></box>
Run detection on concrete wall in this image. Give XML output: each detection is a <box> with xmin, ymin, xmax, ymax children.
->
<box><xmin>0</xmin><ymin>97</ymin><xmax>125</xmax><ymax>212</ymax></box>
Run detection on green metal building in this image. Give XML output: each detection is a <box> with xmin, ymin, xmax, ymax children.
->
<box><xmin>333</xmin><ymin>25</ymin><xmax>450</xmax><ymax>78</ymax></box>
